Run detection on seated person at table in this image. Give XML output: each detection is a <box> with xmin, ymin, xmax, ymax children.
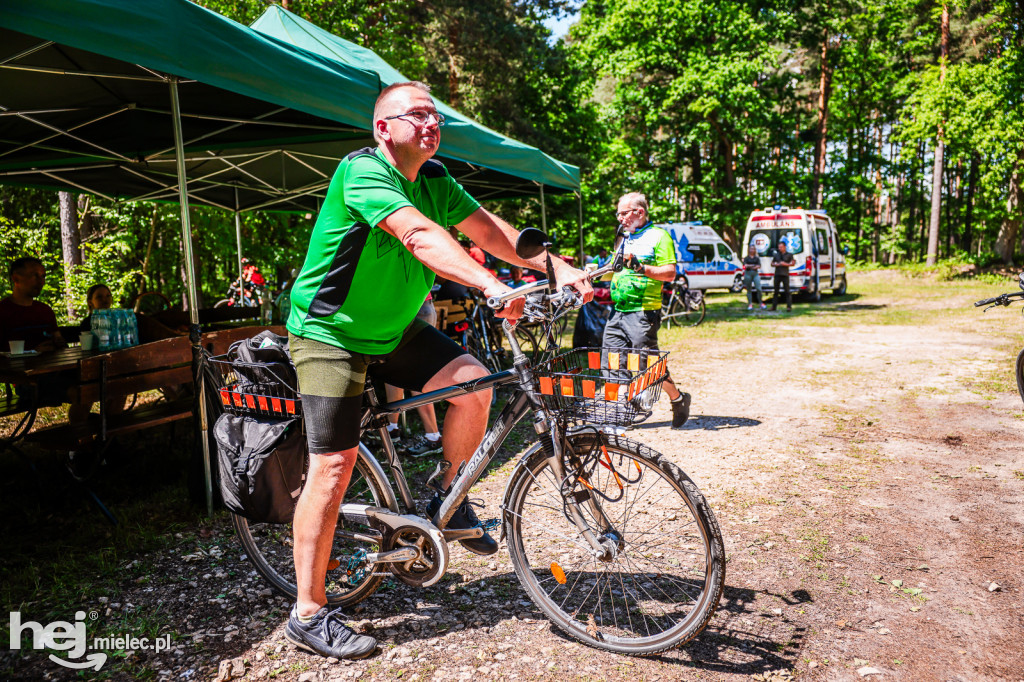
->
<box><xmin>69</xmin><ymin>284</ymin><xmax>125</xmax><ymax>427</ymax></box>
<box><xmin>79</xmin><ymin>283</ymin><xmax>113</xmax><ymax>333</ymax></box>
<box><xmin>0</xmin><ymin>256</ymin><xmax>66</xmax><ymax>353</ymax></box>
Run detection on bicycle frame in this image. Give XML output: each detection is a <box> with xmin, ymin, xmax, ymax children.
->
<box><xmin>356</xmin><ymin>316</ymin><xmax>619</xmax><ymax>558</ymax></box>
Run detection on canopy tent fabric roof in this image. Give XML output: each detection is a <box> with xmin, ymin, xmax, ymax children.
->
<box><xmin>0</xmin><ymin>0</ymin><xmax>579</xmax><ymax>208</ymax></box>
<box><xmin>250</xmin><ymin>6</ymin><xmax>580</xmax><ymax>197</ymax></box>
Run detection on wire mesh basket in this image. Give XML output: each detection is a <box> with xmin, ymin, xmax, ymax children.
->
<box><xmin>208</xmin><ymin>354</ymin><xmax>302</xmax><ymax>418</ymax></box>
<box><xmin>531</xmin><ymin>347</ymin><xmax>669</xmax><ymax>426</ymax></box>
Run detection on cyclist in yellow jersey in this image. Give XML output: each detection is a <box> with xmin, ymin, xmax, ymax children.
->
<box><xmin>605</xmin><ymin>192</ymin><xmax>691</xmax><ymax>429</ymax></box>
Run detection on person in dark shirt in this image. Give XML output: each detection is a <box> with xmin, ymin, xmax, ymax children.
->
<box><xmin>0</xmin><ymin>256</ymin><xmax>65</xmax><ymax>352</ymax></box>
<box><xmin>742</xmin><ymin>245</ymin><xmax>765</xmax><ymax>310</ymax></box>
<box><xmin>771</xmin><ymin>241</ymin><xmax>795</xmax><ymax>312</ymax></box>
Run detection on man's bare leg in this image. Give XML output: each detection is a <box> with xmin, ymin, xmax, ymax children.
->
<box><xmin>293</xmin><ymin>447</ymin><xmax>358</xmax><ymax>617</ymax></box>
<box><xmin>420</xmin><ymin>355</ymin><xmax>490</xmax><ymax>489</ymax></box>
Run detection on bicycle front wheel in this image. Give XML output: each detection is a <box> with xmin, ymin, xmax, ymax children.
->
<box><xmin>232</xmin><ymin>445</ymin><xmax>396</xmax><ymax>608</ymax></box>
<box><xmin>504</xmin><ymin>433</ymin><xmax>725</xmax><ymax>655</ymax></box>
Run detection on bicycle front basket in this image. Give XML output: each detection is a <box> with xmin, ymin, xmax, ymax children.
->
<box><xmin>208</xmin><ymin>354</ymin><xmax>302</xmax><ymax>418</ymax></box>
<box><xmin>531</xmin><ymin>347</ymin><xmax>669</xmax><ymax>426</ymax></box>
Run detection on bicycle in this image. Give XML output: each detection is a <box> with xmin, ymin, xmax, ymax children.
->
<box><xmin>975</xmin><ymin>274</ymin><xmax>1024</xmax><ymax>405</ymax></box>
<box><xmin>224</xmin><ymin>229</ymin><xmax>725</xmax><ymax>655</ymax></box>
<box><xmin>661</xmin><ymin>275</ymin><xmax>706</xmax><ymax>328</ymax></box>
<box><xmin>215</xmin><ymin>277</ymin><xmax>266</xmax><ymax>309</ymax></box>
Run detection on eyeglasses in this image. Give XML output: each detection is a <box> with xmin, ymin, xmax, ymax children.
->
<box><xmin>616</xmin><ymin>207</ymin><xmax>642</xmax><ymax>218</ymax></box>
<box><xmin>384</xmin><ymin>110</ymin><xmax>446</xmax><ymax>127</ymax></box>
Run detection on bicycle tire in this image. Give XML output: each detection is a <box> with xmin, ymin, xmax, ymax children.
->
<box><xmin>663</xmin><ymin>292</ymin><xmax>705</xmax><ymax>328</ymax></box>
<box><xmin>232</xmin><ymin>444</ymin><xmax>397</xmax><ymax>608</ymax></box>
<box><xmin>504</xmin><ymin>433</ymin><xmax>725</xmax><ymax>656</ymax></box>
<box><xmin>214</xmin><ymin>299</ymin><xmax>232</xmax><ymax>309</ymax></box>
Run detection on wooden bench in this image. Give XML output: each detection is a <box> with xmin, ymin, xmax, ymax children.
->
<box><xmin>25</xmin><ymin>325</ymin><xmax>285</xmax><ymax>450</ymax></box>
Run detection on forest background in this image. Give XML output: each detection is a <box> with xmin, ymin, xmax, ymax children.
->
<box><xmin>1</xmin><ymin>0</ymin><xmax>1021</xmax><ymax>322</ymax></box>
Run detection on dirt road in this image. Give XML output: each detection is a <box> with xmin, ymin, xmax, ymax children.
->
<box><xmin>6</xmin><ymin>270</ymin><xmax>1023</xmax><ymax>681</ymax></box>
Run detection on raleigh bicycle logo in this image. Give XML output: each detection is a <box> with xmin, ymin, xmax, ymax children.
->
<box><xmin>9</xmin><ymin>610</ymin><xmax>172</xmax><ymax>671</ymax></box>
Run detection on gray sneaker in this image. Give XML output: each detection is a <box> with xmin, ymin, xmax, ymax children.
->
<box><xmin>401</xmin><ymin>434</ymin><xmax>443</xmax><ymax>457</ymax></box>
<box><xmin>285</xmin><ymin>605</ymin><xmax>377</xmax><ymax>660</ymax></box>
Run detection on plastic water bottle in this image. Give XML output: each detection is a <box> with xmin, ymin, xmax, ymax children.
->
<box><xmin>92</xmin><ymin>309</ymin><xmax>111</xmax><ymax>350</ymax></box>
<box><xmin>111</xmin><ymin>309</ymin><xmax>124</xmax><ymax>350</ymax></box>
<box><xmin>124</xmin><ymin>310</ymin><xmax>138</xmax><ymax>347</ymax></box>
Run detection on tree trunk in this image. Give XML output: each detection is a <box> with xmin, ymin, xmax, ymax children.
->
<box><xmin>716</xmin><ymin>127</ymin><xmax>737</xmax><ymax>246</ymax></box>
<box><xmin>926</xmin><ymin>5</ymin><xmax>950</xmax><ymax>266</ymax></box>
<box><xmin>964</xmin><ymin>152</ymin><xmax>979</xmax><ymax>251</ymax></box>
<box><xmin>689</xmin><ymin>142</ymin><xmax>702</xmax><ymax>215</ymax></box>
<box><xmin>59</xmin><ymin>191</ymin><xmax>81</xmax><ymax>319</ymax></box>
<box><xmin>810</xmin><ymin>30</ymin><xmax>831</xmax><ymax>210</ymax></box>
<box><xmin>995</xmin><ymin>150</ymin><xmax>1024</xmax><ymax>264</ymax></box>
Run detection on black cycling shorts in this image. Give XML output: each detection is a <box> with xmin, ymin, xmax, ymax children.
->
<box><xmin>290</xmin><ymin>320</ymin><xmax>467</xmax><ymax>454</ymax></box>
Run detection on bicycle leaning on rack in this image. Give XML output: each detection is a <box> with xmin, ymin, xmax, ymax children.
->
<box><xmin>661</xmin><ymin>275</ymin><xmax>706</xmax><ymax>328</ymax></box>
<box><xmin>975</xmin><ymin>272</ymin><xmax>1024</xmax><ymax>406</ymax></box>
<box><xmin>215</xmin><ymin>228</ymin><xmax>726</xmax><ymax>656</ymax></box>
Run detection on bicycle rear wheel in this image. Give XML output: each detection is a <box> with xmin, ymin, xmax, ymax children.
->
<box><xmin>504</xmin><ymin>433</ymin><xmax>725</xmax><ymax>655</ymax></box>
<box><xmin>232</xmin><ymin>445</ymin><xmax>396</xmax><ymax>608</ymax></box>
<box><xmin>663</xmin><ymin>290</ymin><xmax>705</xmax><ymax>328</ymax></box>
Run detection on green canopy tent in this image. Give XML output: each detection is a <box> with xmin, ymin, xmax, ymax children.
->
<box><xmin>0</xmin><ymin>0</ymin><xmax>584</xmax><ymax>512</ymax></box>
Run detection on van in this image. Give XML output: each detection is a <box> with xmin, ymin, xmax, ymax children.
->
<box><xmin>658</xmin><ymin>222</ymin><xmax>744</xmax><ymax>292</ymax></box>
<box><xmin>741</xmin><ymin>207</ymin><xmax>848</xmax><ymax>301</ymax></box>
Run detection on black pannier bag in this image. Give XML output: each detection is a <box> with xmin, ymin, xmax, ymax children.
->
<box><xmin>214</xmin><ymin>413</ymin><xmax>306</xmax><ymax>524</ymax></box>
<box><xmin>229</xmin><ymin>330</ymin><xmax>297</xmax><ymax>392</ymax></box>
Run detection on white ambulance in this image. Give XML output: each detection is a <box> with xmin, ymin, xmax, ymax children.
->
<box><xmin>658</xmin><ymin>221</ymin><xmax>744</xmax><ymax>292</ymax></box>
<box><xmin>741</xmin><ymin>207</ymin><xmax>848</xmax><ymax>301</ymax></box>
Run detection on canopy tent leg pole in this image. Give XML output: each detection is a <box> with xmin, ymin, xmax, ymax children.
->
<box><xmin>577</xmin><ymin>191</ymin><xmax>585</xmax><ymax>267</ymax></box>
<box><xmin>234</xmin><ymin>187</ymin><xmax>244</xmax><ymax>286</ymax></box>
<box><xmin>170</xmin><ymin>77</ymin><xmax>213</xmax><ymax>517</ymax></box>
<box><xmin>539</xmin><ymin>184</ymin><xmax>547</xmax><ymax>235</ymax></box>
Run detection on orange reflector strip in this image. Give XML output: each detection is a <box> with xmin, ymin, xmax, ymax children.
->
<box><xmin>326</xmin><ymin>559</ymin><xmax>340</xmax><ymax>571</ymax></box>
<box><xmin>579</xmin><ymin>476</ymin><xmax>593</xmax><ymax>489</ymax></box>
<box><xmin>271</xmin><ymin>397</ymin><xmax>282</xmax><ymax>413</ymax></box>
<box><xmin>582</xmin><ymin>380</ymin><xmax>596</xmax><ymax>398</ymax></box>
<box><xmin>604</xmin><ymin>382</ymin><xmax>619</xmax><ymax>401</ymax></box>
<box><xmin>285</xmin><ymin>399</ymin><xmax>296</xmax><ymax>414</ymax></box>
<box><xmin>220</xmin><ymin>389</ymin><xmax>230</xmax><ymax>406</ymax></box>
<box><xmin>257</xmin><ymin>395</ymin><xmax>269</xmax><ymax>411</ymax></box>
<box><xmin>587</xmin><ymin>351</ymin><xmax>601</xmax><ymax>369</ymax></box>
<box><xmin>551</xmin><ymin>562</ymin><xmax>567</xmax><ymax>585</ymax></box>
<box><xmin>628</xmin><ymin>381</ymin><xmax>637</xmax><ymax>400</ymax></box>
<box><xmin>232</xmin><ymin>392</ymin><xmax>243</xmax><ymax>408</ymax></box>
<box><xmin>539</xmin><ymin>376</ymin><xmax>554</xmax><ymax>395</ymax></box>
<box><xmin>245</xmin><ymin>394</ymin><xmax>256</xmax><ymax>409</ymax></box>
<box><xmin>560</xmin><ymin>377</ymin><xmax>574</xmax><ymax>397</ymax></box>
<box><xmin>627</xmin><ymin>353</ymin><xmax>640</xmax><ymax>371</ymax></box>
<box><xmin>608</xmin><ymin>352</ymin><xmax>620</xmax><ymax>369</ymax></box>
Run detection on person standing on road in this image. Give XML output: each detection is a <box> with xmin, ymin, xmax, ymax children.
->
<box><xmin>771</xmin><ymin>240</ymin><xmax>795</xmax><ymax>312</ymax></box>
<box><xmin>603</xmin><ymin>192</ymin><xmax>691</xmax><ymax>429</ymax></box>
<box><xmin>284</xmin><ymin>81</ymin><xmax>593</xmax><ymax>660</ymax></box>
<box><xmin>742</xmin><ymin>245</ymin><xmax>765</xmax><ymax>310</ymax></box>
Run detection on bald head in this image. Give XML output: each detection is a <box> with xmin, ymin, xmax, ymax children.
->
<box><xmin>372</xmin><ymin>81</ymin><xmax>433</xmax><ymax>143</ymax></box>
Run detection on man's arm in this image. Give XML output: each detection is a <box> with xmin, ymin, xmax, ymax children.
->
<box><xmin>456</xmin><ymin>207</ymin><xmax>593</xmax><ymax>301</ymax></box>
<box><xmin>377</xmin><ymin>206</ymin><xmax>525</xmax><ymax>318</ymax></box>
<box><xmin>638</xmin><ymin>263</ymin><xmax>677</xmax><ymax>283</ymax></box>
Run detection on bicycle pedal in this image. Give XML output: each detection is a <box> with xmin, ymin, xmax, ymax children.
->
<box><xmin>480</xmin><ymin>518</ymin><xmax>500</xmax><ymax>532</ymax></box>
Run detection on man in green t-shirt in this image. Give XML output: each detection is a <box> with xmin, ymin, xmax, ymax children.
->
<box><xmin>284</xmin><ymin>81</ymin><xmax>593</xmax><ymax>660</ymax></box>
<box><xmin>604</xmin><ymin>192</ymin><xmax>691</xmax><ymax>429</ymax></box>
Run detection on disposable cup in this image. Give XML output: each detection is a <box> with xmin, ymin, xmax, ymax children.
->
<box><xmin>80</xmin><ymin>331</ymin><xmax>96</xmax><ymax>350</ymax></box>
<box><xmin>8</xmin><ymin>339</ymin><xmax>25</xmax><ymax>354</ymax></box>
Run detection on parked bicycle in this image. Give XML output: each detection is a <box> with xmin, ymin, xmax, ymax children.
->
<box><xmin>661</xmin><ymin>275</ymin><xmax>706</xmax><ymax>328</ymax></box>
<box><xmin>975</xmin><ymin>273</ymin><xmax>1024</xmax><ymax>405</ymax></box>
<box><xmin>221</xmin><ymin>229</ymin><xmax>725</xmax><ymax>656</ymax></box>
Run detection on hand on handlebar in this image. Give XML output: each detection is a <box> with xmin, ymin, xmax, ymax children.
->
<box><xmin>482</xmin><ymin>281</ymin><xmax>526</xmax><ymax>320</ymax></box>
<box><xmin>553</xmin><ymin>264</ymin><xmax>595</xmax><ymax>304</ymax></box>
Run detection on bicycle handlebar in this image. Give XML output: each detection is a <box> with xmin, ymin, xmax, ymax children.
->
<box><xmin>974</xmin><ymin>290</ymin><xmax>1024</xmax><ymax>308</ymax></box>
<box><xmin>486</xmin><ymin>255</ymin><xmax>623</xmax><ymax>311</ymax></box>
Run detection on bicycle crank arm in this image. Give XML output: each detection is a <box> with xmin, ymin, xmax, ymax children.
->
<box><xmin>442</xmin><ymin>527</ymin><xmax>483</xmax><ymax>542</ymax></box>
<box><xmin>364</xmin><ymin>547</ymin><xmax>420</xmax><ymax>564</ymax></box>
